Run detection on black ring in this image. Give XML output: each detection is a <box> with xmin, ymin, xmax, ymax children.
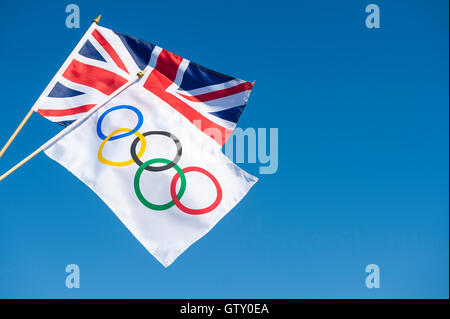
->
<box><xmin>130</xmin><ymin>131</ymin><xmax>182</xmax><ymax>172</ymax></box>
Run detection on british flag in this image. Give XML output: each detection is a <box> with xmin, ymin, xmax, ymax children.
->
<box><xmin>32</xmin><ymin>24</ymin><xmax>254</xmax><ymax>146</ymax></box>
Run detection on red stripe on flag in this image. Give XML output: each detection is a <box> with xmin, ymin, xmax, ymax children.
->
<box><xmin>154</xmin><ymin>49</ymin><xmax>183</xmax><ymax>82</ymax></box>
<box><xmin>36</xmin><ymin>104</ymin><xmax>96</xmax><ymax>117</ymax></box>
<box><xmin>177</xmin><ymin>82</ymin><xmax>253</xmax><ymax>102</ymax></box>
<box><xmin>144</xmin><ymin>70</ymin><xmax>232</xmax><ymax>146</ymax></box>
<box><xmin>63</xmin><ymin>60</ymin><xmax>128</xmax><ymax>95</ymax></box>
<box><xmin>92</xmin><ymin>29</ymin><xmax>129</xmax><ymax>74</ymax></box>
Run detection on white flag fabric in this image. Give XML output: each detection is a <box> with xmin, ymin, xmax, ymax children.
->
<box><xmin>44</xmin><ymin>82</ymin><xmax>258</xmax><ymax>267</ymax></box>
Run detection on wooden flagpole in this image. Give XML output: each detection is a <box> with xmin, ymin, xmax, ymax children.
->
<box><xmin>0</xmin><ymin>69</ymin><xmax>147</xmax><ymax>183</ymax></box>
<box><xmin>0</xmin><ymin>15</ymin><xmax>102</xmax><ymax>161</ymax></box>
<box><xmin>0</xmin><ymin>147</ymin><xmax>42</xmax><ymax>182</ymax></box>
<box><xmin>0</xmin><ymin>109</ymin><xmax>34</xmax><ymax>159</ymax></box>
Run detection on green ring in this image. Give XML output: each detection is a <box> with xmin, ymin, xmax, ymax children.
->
<box><xmin>134</xmin><ymin>158</ymin><xmax>186</xmax><ymax>211</ymax></box>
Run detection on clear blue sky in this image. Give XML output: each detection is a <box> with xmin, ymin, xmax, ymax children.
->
<box><xmin>0</xmin><ymin>0</ymin><xmax>448</xmax><ymax>298</ymax></box>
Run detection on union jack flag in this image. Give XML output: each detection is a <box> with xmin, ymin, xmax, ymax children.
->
<box><xmin>32</xmin><ymin>24</ymin><xmax>254</xmax><ymax>146</ymax></box>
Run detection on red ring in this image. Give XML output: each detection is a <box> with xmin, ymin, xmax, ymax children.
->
<box><xmin>170</xmin><ymin>166</ymin><xmax>222</xmax><ymax>215</ymax></box>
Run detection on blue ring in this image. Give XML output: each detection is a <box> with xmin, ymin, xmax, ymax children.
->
<box><xmin>97</xmin><ymin>105</ymin><xmax>144</xmax><ymax>141</ymax></box>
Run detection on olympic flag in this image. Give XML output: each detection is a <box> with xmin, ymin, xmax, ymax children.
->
<box><xmin>43</xmin><ymin>81</ymin><xmax>258</xmax><ymax>267</ymax></box>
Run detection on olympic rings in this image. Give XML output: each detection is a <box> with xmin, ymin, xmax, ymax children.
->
<box><xmin>130</xmin><ymin>131</ymin><xmax>182</xmax><ymax>172</ymax></box>
<box><xmin>134</xmin><ymin>158</ymin><xmax>186</xmax><ymax>211</ymax></box>
<box><xmin>96</xmin><ymin>105</ymin><xmax>222</xmax><ymax>215</ymax></box>
<box><xmin>98</xmin><ymin>128</ymin><xmax>147</xmax><ymax>167</ymax></box>
<box><xmin>170</xmin><ymin>166</ymin><xmax>223</xmax><ymax>215</ymax></box>
<box><xmin>97</xmin><ymin>105</ymin><xmax>144</xmax><ymax>140</ymax></box>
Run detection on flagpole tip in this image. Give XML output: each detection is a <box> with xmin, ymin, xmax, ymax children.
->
<box><xmin>93</xmin><ymin>14</ymin><xmax>102</xmax><ymax>24</ymax></box>
<box><xmin>137</xmin><ymin>68</ymin><xmax>148</xmax><ymax>78</ymax></box>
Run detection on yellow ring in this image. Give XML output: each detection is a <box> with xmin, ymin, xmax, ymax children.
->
<box><xmin>98</xmin><ymin>128</ymin><xmax>147</xmax><ymax>167</ymax></box>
